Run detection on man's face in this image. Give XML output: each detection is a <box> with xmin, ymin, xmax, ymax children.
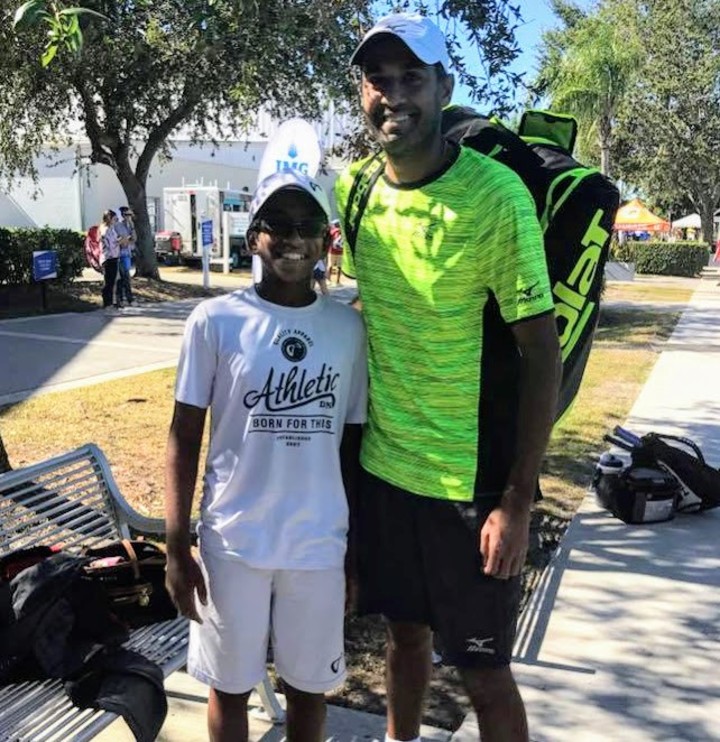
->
<box><xmin>250</xmin><ymin>191</ymin><xmax>327</xmax><ymax>285</ymax></box>
<box><xmin>359</xmin><ymin>36</ymin><xmax>453</xmax><ymax>158</ymax></box>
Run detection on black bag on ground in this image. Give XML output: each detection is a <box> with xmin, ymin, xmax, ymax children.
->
<box><xmin>631</xmin><ymin>433</ymin><xmax>720</xmax><ymax>513</ymax></box>
<box><xmin>593</xmin><ymin>457</ymin><xmax>679</xmax><ymax>524</ymax></box>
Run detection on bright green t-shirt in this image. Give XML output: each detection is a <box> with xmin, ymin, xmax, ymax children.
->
<box><xmin>335</xmin><ymin>146</ymin><xmax>554</xmax><ymax>502</ymax></box>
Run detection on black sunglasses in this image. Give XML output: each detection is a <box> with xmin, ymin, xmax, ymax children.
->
<box><xmin>254</xmin><ymin>217</ymin><xmax>327</xmax><ymax>239</ymax></box>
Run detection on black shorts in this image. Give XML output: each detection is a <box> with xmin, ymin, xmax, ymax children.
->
<box><xmin>357</xmin><ymin>471</ymin><xmax>521</xmax><ymax>668</ymax></box>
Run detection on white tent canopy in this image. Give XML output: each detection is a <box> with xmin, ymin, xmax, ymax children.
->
<box><xmin>672</xmin><ymin>213</ymin><xmax>702</xmax><ymax>229</ymax></box>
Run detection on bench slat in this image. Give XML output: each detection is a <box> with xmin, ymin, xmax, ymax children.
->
<box><xmin>0</xmin><ymin>445</ymin><xmax>285</xmax><ymax>738</ymax></box>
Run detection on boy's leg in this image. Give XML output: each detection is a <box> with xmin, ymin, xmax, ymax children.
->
<box><xmin>271</xmin><ymin>568</ymin><xmax>346</xmax><ymax>740</ymax></box>
<box><xmin>208</xmin><ymin>688</ymin><xmax>251</xmax><ymax>742</ymax></box>
<box><xmin>187</xmin><ymin>551</ymin><xmax>273</xmax><ymax>741</ymax></box>
<box><xmin>283</xmin><ymin>683</ymin><xmax>326</xmax><ymax>742</ymax></box>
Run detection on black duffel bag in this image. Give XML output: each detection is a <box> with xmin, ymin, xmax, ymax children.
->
<box><xmin>82</xmin><ymin>540</ymin><xmax>178</xmax><ymax>628</ymax></box>
<box><xmin>593</xmin><ymin>454</ymin><xmax>679</xmax><ymax>524</ymax></box>
<box><xmin>631</xmin><ymin>433</ymin><xmax>720</xmax><ymax>513</ymax></box>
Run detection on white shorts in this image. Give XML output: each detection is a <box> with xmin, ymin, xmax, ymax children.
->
<box><xmin>187</xmin><ymin>551</ymin><xmax>346</xmax><ymax>694</ymax></box>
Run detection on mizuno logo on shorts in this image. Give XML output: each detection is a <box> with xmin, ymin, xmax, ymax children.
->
<box><xmin>466</xmin><ymin>637</ymin><xmax>495</xmax><ymax>654</ymax></box>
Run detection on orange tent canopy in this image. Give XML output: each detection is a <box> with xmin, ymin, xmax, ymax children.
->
<box><xmin>613</xmin><ymin>198</ymin><xmax>670</xmax><ymax>232</ymax></box>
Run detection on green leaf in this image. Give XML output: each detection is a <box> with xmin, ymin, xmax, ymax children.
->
<box><xmin>41</xmin><ymin>43</ymin><xmax>58</xmax><ymax>67</ymax></box>
<box><xmin>13</xmin><ymin>0</ymin><xmax>49</xmax><ymax>29</ymax></box>
<box><xmin>57</xmin><ymin>8</ymin><xmax>108</xmax><ymax>22</ymax></box>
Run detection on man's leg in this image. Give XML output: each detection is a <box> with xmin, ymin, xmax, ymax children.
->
<box><xmin>460</xmin><ymin>665</ymin><xmax>528</xmax><ymax>742</ymax></box>
<box><xmin>284</xmin><ymin>684</ymin><xmax>326</xmax><ymax>742</ymax></box>
<box><xmin>386</xmin><ymin>620</ymin><xmax>433</xmax><ymax>741</ymax></box>
<box><xmin>207</xmin><ymin>688</ymin><xmax>250</xmax><ymax>742</ymax></box>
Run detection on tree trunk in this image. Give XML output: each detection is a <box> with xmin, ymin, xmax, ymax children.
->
<box><xmin>699</xmin><ymin>200</ymin><xmax>716</xmax><ymax>249</ymax></box>
<box><xmin>117</xmin><ymin>169</ymin><xmax>160</xmax><ymax>279</ymax></box>
<box><xmin>0</xmin><ymin>431</ymin><xmax>12</xmax><ymax>474</ymax></box>
<box><xmin>599</xmin><ymin>117</ymin><xmax>612</xmax><ymax>178</ymax></box>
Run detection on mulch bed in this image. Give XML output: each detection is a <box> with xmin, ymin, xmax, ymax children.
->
<box><xmin>0</xmin><ymin>278</ymin><xmax>223</xmax><ymax>320</ymax></box>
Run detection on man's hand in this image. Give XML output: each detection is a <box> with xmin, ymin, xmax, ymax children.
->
<box><xmin>165</xmin><ymin>549</ymin><xmax>207</xmax><ymax>623</ymax></box>
<box><xmin>479</xmin><ymin>501</ymin><xmax>530</xmax><ymax>580</ymax></box>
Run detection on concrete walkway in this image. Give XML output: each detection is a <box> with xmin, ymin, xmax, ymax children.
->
<box><xmin>96</xmin><ymin>672</ymin><xmax>451</xmax><ymax>741</ymax></box>
<box><xmin>455</xmin><ymin>280</ymin><xmax>720</xmax><ymax>741</ymax></box>
<box><xmin>0</xmin><ymin>283</ymin><xmax>358</xmax><ymax>405</ymax></box>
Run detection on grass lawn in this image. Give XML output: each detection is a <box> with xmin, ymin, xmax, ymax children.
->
<box><xmin>603</xmin><ymin>282</ymin><xmax>694</xmax><ymax>305</ymax></box>
<box><xmin>0</xmin><ymin>286</ymin><xmax>686</xmax><ymax>729</ymax></box>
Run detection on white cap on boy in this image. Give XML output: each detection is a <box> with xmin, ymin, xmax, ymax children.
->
<box><xmin>247</xmin><ymin>170</ymin><xmax>331</xmax><ymax>241</ymax></box>
<box><xmin>350</xmin><ymin>13</ymin><xmax>450</xmax><ymax>73</ymax></box>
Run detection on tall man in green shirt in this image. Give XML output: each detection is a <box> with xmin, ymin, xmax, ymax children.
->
<box><xmin>336</xmin><ymin>13</ymin><xmax>562</xmax><ymax>742</ymax></box>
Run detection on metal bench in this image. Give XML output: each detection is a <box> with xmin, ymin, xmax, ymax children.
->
<box><xmin>0</xmin><ymin>443</ymin><xmax>284</xmax><ymax>741</ymax></box>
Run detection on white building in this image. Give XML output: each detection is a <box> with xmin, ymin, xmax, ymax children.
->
<box><xmin>0</xmin><ymin>105</ymin><xmax>355</xmax><ymax>232</ymax></box>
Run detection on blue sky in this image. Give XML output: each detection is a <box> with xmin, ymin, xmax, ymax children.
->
<box><xmin>453</xmin><ymin>0</ymin><xmax>594</xmax><ymax>109</ymax></box>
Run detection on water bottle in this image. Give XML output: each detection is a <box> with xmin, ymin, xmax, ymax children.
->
<box><xmin>594</xmin><ymin>452</ymin><xmax>625</xmax><ymax>510</ymax></box>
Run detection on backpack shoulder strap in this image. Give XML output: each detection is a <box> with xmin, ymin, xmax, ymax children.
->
<box><xmin>343</xmin><ymin>153</ymin><xmax>385</xmax><ymax>258</ymax></box>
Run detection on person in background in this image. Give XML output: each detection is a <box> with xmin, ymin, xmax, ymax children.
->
<box><xmin>335</xmin><ymin>13</ymin><xmax>562</xmax><ymax>742</ymax></box>
<box><xmin>313</xmin><ymin>257</ymin><xmax>329</xmax><ymax>295</ymax></box>
<box><xmin>98</xmin><ymin>209</ymin><xmax>121</xmax><ymax>311</ymax></box>
<box><xmin>115</xmin><ymin>206</ymin><xmax>136</xmax><ymax>307</ymax></box>
<box><xmin>165</xmin><ymin>169</ymin><xmax>367</xmax><ymax>742</ymax></box>
<box><xmin>327</xmin><ymin>219</ymin><xmax>344</xmax><ymax>285</ymax></box>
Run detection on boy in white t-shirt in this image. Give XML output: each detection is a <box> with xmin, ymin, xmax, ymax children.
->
<box><xmin>164</xmin><ymin>170</ymin><xmax>367</xmax><ymax>741</ymax></box>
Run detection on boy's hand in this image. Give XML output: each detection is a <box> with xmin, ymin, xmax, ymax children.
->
<box><xmin>345</xmin><ymin>573</ymin><xmax>359</xmax><ymax>616</ymax></box>
<box><xmin>166</xmin><ymin>549</ymin><xmax>207</xmax><ymax>623</ymax></box>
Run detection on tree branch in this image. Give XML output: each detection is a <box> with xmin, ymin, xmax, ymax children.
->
<box><xmin>135</xmin><ymin>94</ymin><xmax>201</xmax><ymax>183</ymax></box>
<box><xmin>74</xmin><ymin>77</ymin><xmax>117</xmax><ymax>168</ymax></box>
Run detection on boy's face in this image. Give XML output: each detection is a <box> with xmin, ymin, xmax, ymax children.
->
<box><xmin>250</xmin><ymin>190</ymin><xmax>328</xmax><ymax>286</ymax></box>
<box><xmin>360</xmin><ymin>36</ymin><xmax>453</xmax><ymax>158</ymax></box>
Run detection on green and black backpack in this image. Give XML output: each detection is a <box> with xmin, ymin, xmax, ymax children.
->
<box><xmin>343</xmin><ymin>107</ymin><xmax>620</xmax><ymax>494</ymax></box>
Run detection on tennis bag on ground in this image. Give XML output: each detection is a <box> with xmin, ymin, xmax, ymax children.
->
<box><xmin>593</xmin><ymin>452</ymin><xmax>679</xmax><ymax>524</ymax></box>
<box><xmin>343</xmin><ymin>107</ymin><xmax>620</xmax><ymax>495</ymax></box>
<box><xmin>630</xmin><ymin>433</ymin><xmax>720</xmax><ymax>513</ymax></box>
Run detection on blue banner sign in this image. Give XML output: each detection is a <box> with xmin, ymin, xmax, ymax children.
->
<box><xmin>32</xmin><ymin>250</ymin><xmax>58</xmax><ymax>281</ymax></box>
<box><xmin>201</xmin><ymin>220</ymin><xmax>213</xmax><ymax>248</ymax></box>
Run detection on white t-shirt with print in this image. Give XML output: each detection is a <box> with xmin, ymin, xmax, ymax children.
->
<box><xmin>175</xmin><ymin>287</ymin><xmax>368</xmax><ymax>570</ymax></box>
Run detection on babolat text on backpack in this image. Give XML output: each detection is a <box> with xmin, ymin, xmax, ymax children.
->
<box><xmin>342</xmin><ymin>107</ymin><xmax>620</xmax><ymax>494</ymax></box>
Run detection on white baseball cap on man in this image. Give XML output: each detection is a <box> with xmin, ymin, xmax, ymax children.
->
<box><xmin>350</xmin><ymin>13</ymin><xmax>450</xmax><ymax>73</ymax></box>
<box><xmin>246</xmin><ymin>170</ymin><xmax>331</xmax><ymax>241</ymax></box>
